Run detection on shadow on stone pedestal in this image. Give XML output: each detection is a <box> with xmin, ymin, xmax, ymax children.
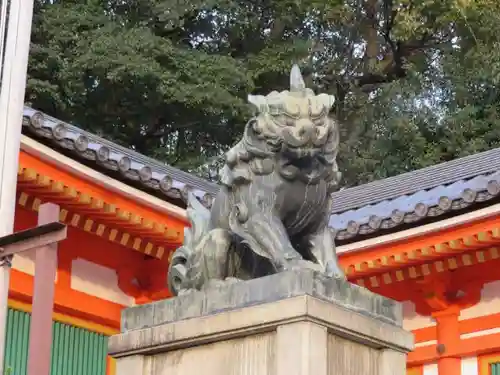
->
<box><xmin>108</xmin><ymin>270</ymin><xmax>414</xmax><ymax>375</ymax></box>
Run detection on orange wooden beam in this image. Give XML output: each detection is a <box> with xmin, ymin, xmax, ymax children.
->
<box><xmin>409</xmin><ymin>331</ymin><xmax>500</xmax><ymax>367</ymax></box>
<box><xmin>350</xmin><ymin>247</ymin><xmax>500</xmax><ymax>309</ymax></box>
<box><xmin>413</xmin><ymin>311</ymin><xmax>500</xmax><ymax>345</ymax></box>
<box><xmin>18</xmin><ymin>151</ymin><xmax>186</xmax><ymax>242</ymax></box>
<box><xmin>18</xmin><ymin>193</ymin><xmax>176</xmax><ymax>260</ymax></box>
<box><xmin>339</xmin><ymin>215</ymin><xmax>500</xmax><ymax>279</ymax></box>
<box><xmin>408</xmin><ymin>345</ymin><xmax>438</xmax><ymax>367</ymax></box>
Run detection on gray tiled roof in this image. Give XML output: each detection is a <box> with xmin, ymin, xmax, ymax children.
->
<box><xmin>22</xmin><ymin>107</ymin><xmax>219</xmax><ymax>206</ymax></box>
<box><xmin>22</xmin><ymin>106</ymin><xmax>500</xmax><ymax>243</ymax></box>
<box><xmin>331</xmin><ymin>147</ymin><xmax>500</xmax><ymax>214</ymax></box>
<box><xmin>328</xmin><ymin>147</ymin><xmax>500</xmax><ymax>241</ymax></box>
<box><xmin>329</xmin><ymin>170</ymin><xmax>500</xmax><ymax>241</ymax></box>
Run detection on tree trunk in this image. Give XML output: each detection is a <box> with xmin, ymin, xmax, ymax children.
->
<box><xmin>365</xmin><ymin>0</ymin><xmax>378</xmax><ymax>72</ymax></box>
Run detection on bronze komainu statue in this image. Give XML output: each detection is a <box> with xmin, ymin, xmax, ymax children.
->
<box><xmin>168</xmin><ymin>65</ymin><xmax>345</xmax><ymax>295</ymax></box>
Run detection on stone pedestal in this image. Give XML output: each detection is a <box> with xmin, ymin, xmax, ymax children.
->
<box><xmin>108</xmin><ymin>270</ymin><xmax>414</xmax><ymax>375</ymax></box>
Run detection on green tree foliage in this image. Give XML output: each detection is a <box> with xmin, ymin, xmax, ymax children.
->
<box><xmin>26</xmin><ymin>0</ymin><xmax>500</xmax><ymax>186</ymax></box>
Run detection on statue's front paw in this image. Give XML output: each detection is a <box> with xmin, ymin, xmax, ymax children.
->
<box><xmin>178</xmin><ymin>288</ymin><xmax>197</xmax><ymax>296</ymax></box>
<box><xmin>224</xmin><ymin>277</ymin><xmax>243</xmax><ymax>284</ymax></box>
<box><xmin>203</xmin><ymin>279</ymin><xmax>228</xmax><ymax>290</ymax></box>
<box><xmin>325</xmin><ymin>261</ymin><xmax>346</xmax><ymax>279</ymax></box>
<box><xmin>287</xmin><ymin>259</ymin><xmax>323</xmax><ymax>272</ymax></box>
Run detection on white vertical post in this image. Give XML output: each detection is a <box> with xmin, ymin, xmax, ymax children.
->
<box><xmin>0</xmin><ymin>0</ymin><xmax>36</xmax><ymax>372</ymax></box>
<box><xmin>27</xmin><ymin>203</ymin><xmax>60</xmax><ymax>375</ymax></box>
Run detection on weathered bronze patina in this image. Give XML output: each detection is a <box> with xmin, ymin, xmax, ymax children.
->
<box><xmin>168</xmin><ymin>65</ymin><xmax>345</xmax><ymax>295</ymax></box>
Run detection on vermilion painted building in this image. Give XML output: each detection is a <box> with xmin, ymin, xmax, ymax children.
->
<box><xmin>9</xmin><ymin>107</ymin><xmax>216</xmax><ymax>374</ymax></box>
<box><xmin>9</xmin><ymin>106</ymin><xmax>500</xmax><ymax>375</ymax></box>
<box><xmin>330</xmin><ymin>152</ymin><xmax>500</xmax><ymax>375</ymax></box>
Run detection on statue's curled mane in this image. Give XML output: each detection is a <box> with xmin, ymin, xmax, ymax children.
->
<box><xmin>221</xmin><ymin>114</ymin><xmax>341</xmax><ymax>190</ymax></box>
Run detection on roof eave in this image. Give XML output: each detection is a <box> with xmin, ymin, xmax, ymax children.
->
<box><xmin>20</xmin><ymin>135</ymin><xmax>188</xmax><ymax>222</ymax></box>
<box><xmin>337</xmin><ymin>201</ymin><xmax>500</xmax><ymax>255</ymax></box>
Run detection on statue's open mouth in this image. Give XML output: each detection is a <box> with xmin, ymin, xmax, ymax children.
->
<box><xmin>282</xmin><ymin>145</ymin><xmax>321</xmax><ymax>160</ymax></box>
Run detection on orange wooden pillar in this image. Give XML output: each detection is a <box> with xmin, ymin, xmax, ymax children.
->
<box><xmin>433</xmin><ymin>307</ymin><xmax>461</xmax><ymax>375</ymax></box>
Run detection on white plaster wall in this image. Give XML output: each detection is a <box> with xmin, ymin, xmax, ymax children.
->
<box><xmin>414</xmin><ymin>340</ymin><xmax>437</xmax><ymax>348</ymax></box>
<box><xmin>12</xmin><ymin>249</ymin><xmax>36</xmax><ymax>275</ymax></box>
<box><xmin>461</xmin><ymin>327</ymin><xmax>500</xmax><ymax>339</ymax></box>
<box><xmin>402</xmin><ymin>301</ymin><xmax>436</xmax><ymax>331</ymax></box>
<box><xmin>70</xmin><ymin>258</ymin><xmax>134</xmax><ymax>306</ymax></box>
<box><xmin>12</xmin><ymin>249</ymin><xmax>57</xmax><ymax>281</ymax></box>
<box><xmin>460</xmin><ymin>281</ymin><xmax>500</xmax><ymax>320</ymax></box>
<box><xmin>423</xmin><ymin>363</ymin><xmax>438</xmax><ymax>375</ymax></box>
<box><xmin>420</xmin><ymin>357</ymin><xmax>478</xmax><ymax>375</ymax></box>
<box><xmin>461</xmin><ymin>357</ymin><xmax>479</xmax><ymax>375</ymax></box>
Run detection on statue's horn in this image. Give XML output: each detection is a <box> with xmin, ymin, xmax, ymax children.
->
<box><xmin>290</xmin><ymin>64</ymin><xmax>306</xmax><ymax>92</ymax></box>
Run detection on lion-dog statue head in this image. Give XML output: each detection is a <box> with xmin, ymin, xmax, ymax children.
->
<box><xmin>222</xmin><ymin>65</ymin><xmax>341</xmax><ymax>192</ymax></box>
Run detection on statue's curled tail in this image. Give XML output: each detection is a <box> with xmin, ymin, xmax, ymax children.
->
<box><xmin>167</xmin><ymin>192</ymin><xmax>210</xmax><ymax>295</ymax></box>
<box><xmin>167</xmin><ymin>192</ymin><xmax>233</xmax><ymax>295</ymax></box>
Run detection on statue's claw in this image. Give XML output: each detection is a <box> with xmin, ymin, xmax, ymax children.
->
<box><xmin>167</xmin><ymin>248</ymin><xmax>190</xmax><ymax>296</ymax></box>
<box><xmin>287</xmin><ymin>259</ymin><xmax>323</xmax><ymax>272</ymax></box>
<box><xmin>177</xmin><ymin>288</ymin><xmax>196</xmax><ymax>296</ymax></box>
<box><xmin>325</xmin><ymin>260</ymin><xmax>346</xmax><ymax>279</ymax></box>
<box><xmin>224</xmin><ymin>277</ymin><xmax>243</xmax><ymax>284</ymax></box>
<box><xmin>202</xmin><ymin>277</ymin><xmax>243</xmax><ymax>291</ymax></box>
<box><xmin>203</xmin><ymin>279</ymin><xmax>228</xmax><ymax>290</ymax></box>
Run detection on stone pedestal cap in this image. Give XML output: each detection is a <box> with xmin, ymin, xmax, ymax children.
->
<box><xmin>120</xmin><ymin>269</ymin><xmax>403</xmax><ymax>333</ymax></box>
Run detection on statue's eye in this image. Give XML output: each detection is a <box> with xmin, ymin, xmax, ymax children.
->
<box><xmin>269</xmin><ymin>105</ymin><xmax>281</xmax><ymax>115</ymax></box>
